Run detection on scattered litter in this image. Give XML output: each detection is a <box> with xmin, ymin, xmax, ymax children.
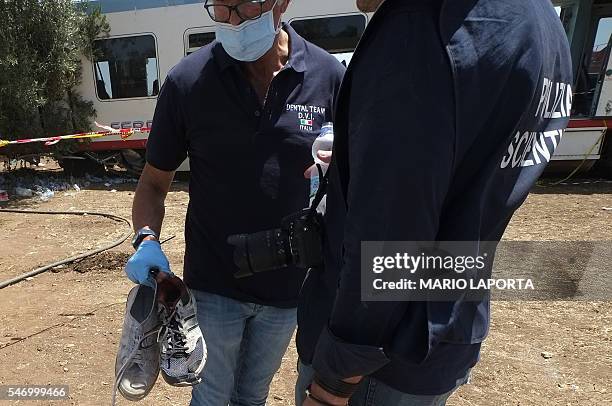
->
<box><xmin>110</xmin><ymin>189</ymin><xmax>117</xmax><ymax>193</ymax></box>
<box><xmin>541</xmin><ymin>351</ymin><xmax>554</xmax><ymax>359</ymax></box>
<box><xmin>558</xmin><ymin>383</ymin><xmax>580</xmax><ymax>391</ymax></box>
<box><xmin>25</xmin><ymin>277</ymin><xmax>34</xmax><ymax>281</ymax></box>
<box><xmin>0</xmin><ymin>190</ymin><xmax>8</xmax><ymax>202</ymax></box>
<box><xmin>603</xmin><ymin>207</ymin><xmax>612</xmax><ymax>211</ymax></box>
<box><xmin>15</xmin><ymin>187</ymin><xmax>33</xmax><ymax>197</ymax></box>
<box><xmin>0</xmin><ymin>169</ymin><xmax>137</xmax><ymax>199</ymax></box>
<box><xmin>38</xmin><ymin>189</ymin><xmax>54</xmax><ymax>201</ymax></box>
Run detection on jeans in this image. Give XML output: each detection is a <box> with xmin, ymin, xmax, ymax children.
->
<box><xmin>295</xmin><ymin>360</ymin><xmax>470</xmax><ymax>406</ymax></box>
<box><xmin>190</xmin><ymin>291</ymin><xmax>297</xmax><ymax>406</ymax></box>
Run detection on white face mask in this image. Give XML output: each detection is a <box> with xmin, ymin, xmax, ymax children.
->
<box><xmin>215</xmin><ymin>0</ymin><xmax>282</xmax><ymax>62</ymax></box>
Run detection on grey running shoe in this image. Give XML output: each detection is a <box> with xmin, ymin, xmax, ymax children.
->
<box><xmin>113</xmin><ymin>284</ymin><xmax>161</xmax><ymax>403</ymax></box>
<box><xmin>157</xmin><ymin>275</ymin><xmax>207</xmax><ymax>387</ymax></box>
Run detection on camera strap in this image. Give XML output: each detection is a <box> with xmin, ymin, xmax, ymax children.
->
<box><xmin>307</xmin><ymin>163</ymin><xmax>329</xmax><ymax>219</ymax></box>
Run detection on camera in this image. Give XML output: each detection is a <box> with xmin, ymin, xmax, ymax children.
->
<box><xmin>227</xmin><ymin>208</ymin><xmax>324</xmax><ymax>278</ymax></box>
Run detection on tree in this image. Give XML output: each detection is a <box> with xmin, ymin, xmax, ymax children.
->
<box><xmin>0</xmin><ymin>0</ymin><xmax>109</xmax><ymax>155</ymax></box>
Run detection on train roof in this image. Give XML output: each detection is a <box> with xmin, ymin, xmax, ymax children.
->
<box><xmin>78</xmin><ymin>0</ymin><xmax>202</xmax><ymax>14</ymax></box>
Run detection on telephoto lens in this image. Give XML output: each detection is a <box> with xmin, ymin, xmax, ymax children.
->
<box><xmin>227</xmin><ymin>209</ymin><xmax>324</xmax><ymax>278</ymax></box>
<box><xmin>227</xmin><ymin>229</ymin><xmax>291</xmax><ymax>278</ymax></box>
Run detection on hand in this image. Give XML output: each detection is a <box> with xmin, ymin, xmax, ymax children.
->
<box><xmin>125</xmin><ymin>239</ymin><xmax>172</xmax><ymax>287</ymax></box>
<box><xmin>303</xmin><ymin>382</ymin><xmax>350</xmax><ymax>406</ymax></box>
<box><xmin>304</xmin><ymin>150</ymin><xmax>333</xmax><ymax>179</ymax></box>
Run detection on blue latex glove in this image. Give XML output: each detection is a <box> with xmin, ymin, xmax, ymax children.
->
<box><xmin>125</xmin><ymin>240</ymin><xmax>172</xmax><ymax>287</ymax></box>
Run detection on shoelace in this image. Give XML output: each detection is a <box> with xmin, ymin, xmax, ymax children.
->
<box><xmin>111</xmin><ymin>326</ymin><xmax>160</xmax><ymax>406</ymax></box>
<box><xmin>159</xmin><ymin>307</ymin><xmax>190</xmax><ymax>359</ymax></box>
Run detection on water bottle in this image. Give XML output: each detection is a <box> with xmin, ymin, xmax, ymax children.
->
<box><xmin>309</xmin><ymin>122</ymin><xmax>334</xmax><ymax>212</ymax></box>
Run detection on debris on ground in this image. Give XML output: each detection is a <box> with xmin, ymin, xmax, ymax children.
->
<box><xmin>39</xmin><ymin>189</ymin><xmax>54</xmax><ymax>201</ymax></box>
<box><xmin>0</xmin><ymin>159</ymin><xmax>138</xmax><ymax>202</ymax></box>
<box><xmin>15</xmin><ymin>187</ymin><xmax>33</xmax><ymax>197</ymax></box>
<box><xmin>541</xmin><ymin>351</ymin><xmax>554</xmax><ymax>359</ymax></box>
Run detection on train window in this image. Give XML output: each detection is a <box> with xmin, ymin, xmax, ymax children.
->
<box><xmin>573</xmin><ymin>17</ymin><xmax>612</xmax><ymax>116</ymax></box>
<box><xmin>186</xmin><ymin>32</ymin><xmax>216</xmax><ymax>55</ymax></box>
<box><xmin>93</xmin><ymin>35</ymin><xmax>159</xmax><ymax>100</ymax></box>
<box><xmin>290</xmin><ymin>14</ymin><xmax>366</xmax><ymax>66</ymax></box>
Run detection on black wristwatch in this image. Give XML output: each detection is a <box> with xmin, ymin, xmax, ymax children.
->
<box><xmin>132</xmin><ymin>228</ymin><xmax>159</xmax><ymax>249</ymax></box>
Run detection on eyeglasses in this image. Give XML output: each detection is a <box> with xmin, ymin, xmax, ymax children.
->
<box><xmin>204</xmin><ymin>0</ymin><xmax>268</xmax><ymax>24</ymax></box>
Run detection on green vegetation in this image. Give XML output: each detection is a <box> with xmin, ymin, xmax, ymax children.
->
<box><xmin>0</xmin><ymin>0</ymin><xmax>109</xmax><ymax>155</ymax></box>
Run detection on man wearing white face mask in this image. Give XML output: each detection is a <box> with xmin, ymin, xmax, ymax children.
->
<box><xmin>124</xmin><ymin>0</ymin><xmax>345</xmax><ymax>405</ymax></box>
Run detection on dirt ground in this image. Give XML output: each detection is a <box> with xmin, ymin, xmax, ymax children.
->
<box><xmin>0</xmin><ymin>166</ymin><xmax>610</xmax><ymax>406</ymax></box>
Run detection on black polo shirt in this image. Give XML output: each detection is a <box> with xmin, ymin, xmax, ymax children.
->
<box><xmin>146</xmin><ymin>24</ymin><xmax>345</xmax><ymax>308</ymax></box>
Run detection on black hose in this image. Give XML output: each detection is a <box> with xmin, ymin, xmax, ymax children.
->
<box><xmin>0</xmin><ymin>209</ymin><xmax>132</xmax><ymax>289</ymax></box>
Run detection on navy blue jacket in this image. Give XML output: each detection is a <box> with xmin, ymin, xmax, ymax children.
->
<box><xmin>297</xmin><ymin>0</ymin><xmax>573</xmax><ymax>395</ymax></box>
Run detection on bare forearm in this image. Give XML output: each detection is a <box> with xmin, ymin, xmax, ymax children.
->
<box><xmin>132</xmin><ymin>182</ymin><xmax>166</xmax><ymax>234</ymax></box>
<box><xmin>131</xmin><ymin>163</ymin><xmax>175</xmax><ymax>235</ymax></box>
